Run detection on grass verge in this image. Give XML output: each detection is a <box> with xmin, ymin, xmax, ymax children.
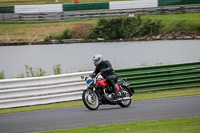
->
<box><xmin>0</xmin><ymin>87</ymin><xmax>199</xmax><ymax>114</ymax></box>
<box><xmin>0</xmin><ymin>20</ymin><xmax>97</xmax><ymax>42</ymax></box>
<box><xmin>0</xmin><ymin>13</ymin><xmax>199</xmax><ymax>43</ymax></box>
<box><xmin>141</xmin><ymin>13</ymin><xmax>200</xmax><ymax>33</ymax></box>
<box><xmin>39</xmin><ymin>117</ymin><xmax>200</xmax><ymax>133</ymax></box>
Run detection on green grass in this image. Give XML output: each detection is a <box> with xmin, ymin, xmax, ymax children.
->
<box><xmin>133</xmin><ymin>87</ymin><xmax>200</xmax><ymax>101</ymax></box>
<box><xmin>0</xmin><ymin>87</ymin><xmax>199</xmax><ymax>114</ymax></box>
<box><xmin>1</xmin><ymin>13</ymin><xmax>199</xmax><ymax>42</ymax></box>
<box><xmin>39</xmin><ymin>117</ymin><xmax>200</xmax><ymax>133</ymax></box>
<box><xmin>142</xmin><ymin>13</ymin><xmax>200</xmax><ymax>33</ymax></box>
<box><xmin>0</xmin><ymin>19</ymin><xmax>97</xmax><ymax>41</ymax></box>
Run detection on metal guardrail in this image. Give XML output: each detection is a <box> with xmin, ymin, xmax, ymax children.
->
<box><xmin>0</xmin><ymin>61</ymin><xmax>199</xmax><ymax>109</ymax></box>
<box><xmin>0</xmin><ymin>71</ymin><xmax>92</xmax><ymax>109</ymax></box>
<box><xmin>116</xmin><ymin>62</ymin><xmax>200</xmax><ymax>92</ymax></box>
<box><xmin>0</xmin><ymin>0</ymin><xmax>157</xmax><ymax>13</ymax></box>
<box><xmin>0</xmin><ymin>5</ymin><xmax>200</xmax><ymax>21</ymax></box>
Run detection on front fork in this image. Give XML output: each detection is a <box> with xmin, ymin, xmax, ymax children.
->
<box><xmin>87</xmin><ymin>87</ymin><xmax>101</xmax><ymax>101</ymax></box>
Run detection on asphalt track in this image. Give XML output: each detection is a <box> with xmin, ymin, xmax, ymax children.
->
<box><xmin>0</xmin><ymin>95</ymin><xmax>200</xmax><ymax>133</ymax></box>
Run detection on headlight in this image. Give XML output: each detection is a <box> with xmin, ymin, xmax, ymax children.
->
<box><xmin>86</xmin><ymin>78</ymin><xmax>93</xmax><ymax>84</ymax></box>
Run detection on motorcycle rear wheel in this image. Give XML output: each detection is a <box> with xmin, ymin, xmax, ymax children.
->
<box><xmin>82</xmin><ymin>90</ymin><xmax>99</xmax><ymax>110</ymax></box>
<box><xmin>118</xmin><ymin>87</ymin><xmax>132</xmax><ymax>108</ymax></box>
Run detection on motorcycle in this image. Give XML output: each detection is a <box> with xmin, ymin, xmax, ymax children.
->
<box><xmin>81</xmin><ymin>73</ymin><xmax>134</xmax><ymax>110</ymax></box>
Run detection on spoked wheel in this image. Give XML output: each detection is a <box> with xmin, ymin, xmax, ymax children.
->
<box><xmin>118</xmin><ymin>87</ymin><xmax>132</xmax><ymax>108</ymax></box>
<box><xmin>82</xmin><ymin>90</ymin><xmax>99</xmax><ymax>110</ymax></box>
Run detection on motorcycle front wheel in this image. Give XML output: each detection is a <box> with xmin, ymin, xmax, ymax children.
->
<box><xmin>82</xmin><ymin>90</ymin><xmax>99</xmax><ymax>110</ymax></box>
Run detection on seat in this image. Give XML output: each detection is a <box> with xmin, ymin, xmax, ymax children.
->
<box><xmin>117</xmin><ymin>78</ymin><xmax>124</xmax><ymax>85</ymax></box>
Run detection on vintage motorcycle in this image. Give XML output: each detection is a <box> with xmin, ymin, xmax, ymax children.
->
<box><xmin>81</xmin><ymin>73</ymin><xmax>134</xmax><ymax>110</ymax></box>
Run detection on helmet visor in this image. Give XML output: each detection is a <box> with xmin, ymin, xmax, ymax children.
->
<box><xmin>93</xmin><ymin>58</ymin><xmax>100</xmax><ymax>66</ymax></box>
<box><xmin>93</xmin><ymin>60</ymin><xmax>98</xmax><ymax>66</ymax></box>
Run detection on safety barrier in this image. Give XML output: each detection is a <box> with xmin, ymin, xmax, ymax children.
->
<box><xmin>0</xmin><ymin>0</ymin><xmax>158</xmax><ymax>13</ymax></box>
<box><xmin>63</xmin><ymin>2</ymin><xmax>109</xmax><ymax>11</ymax></box>
<box><xmin>0</xmin><ymin>71</ymin><xmax>92</xmax><ymax>109</ymax></box>
<box><xmin>1</xmin><ymin>5</ymin><xmax>200</xmax><ymax>21</ymax></box>
<box><xmin>0</xmin><ymin>61</ymin><xmax>199</xmax><ymax>109</ymax></box>
<box><xmin>0</xmin><ymin>6</ymin><xmax>14</xmax><ymax>13</ymax></box>
<box><xmin>116</xmin><ymin>61</ymin><xmax>200</xmax><ymax>92</ymax></box>
<box><xmin>158</xmin><ymin>0</ymin><xmax>200</xmax><ymax>6</ymax></box>
<box><xmin>109</xmin><ymin>0</ymin><xmax>158</xmax><ymax>10</ymax></box>
<box><xmin>15</xmin><ymin>4</ymin><xmax>63</xmax><ymax>13</ymax></box>
<box><xmin>1</xmin><ymin>0</ymin><xmax>200</xmax><ymax>13</ymax></box>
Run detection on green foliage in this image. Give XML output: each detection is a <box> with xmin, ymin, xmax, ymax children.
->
<box><xmin>16</xmin><ymin>64</ymin><xmax>62</xmax><ymax>78</ymax></box>
<box><xmin>140</xmin><ymin>62</ymin><xmax>148</xmax><ymax>67</ymax></box>
<box><xmin>87</xmin><ymin>17</ymin><xmax>162</xmax><ymax>40</ymax></box>
<box><xmin>17</xmin><ymin>74</ymin><xmax>25</xmax><ymax>78</ymax></box>
<box><xmin>0</xmin><ymin>70</ymin><xmax>5</xmax><ymax>79</ymax></box>
<box><xmin>155</xmin><ymin>62</ymin><xmax>164</xmax><ymax>66</ymax></box>
<box><xmin>52</xmin><ymin>64</ymin><xmax>62</xmax><ymax>75</ymax></box>
<box><xmin>44</xmin><ymin>29</ymin><xmax>72</xmax><ymax>42</ymax></box>
<box><xmin>137</xmin><ymin>19</ymin><xmax>161</xmax><ymax>36</ymax></box>
<box><xmin>24</xmin><ymin>65</ymin><xmax>46</xmax><ymax>77</ymax></box>
<box><xmin>78</xmin><ymin>69</ymin><xmax>89</xmax><ymax>72</ymax></box>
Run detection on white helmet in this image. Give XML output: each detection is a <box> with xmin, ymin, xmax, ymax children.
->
<box><xmin>93</xmin><ymin>54</ymin><xmax>103</xmax><ymax>66</ymax></box>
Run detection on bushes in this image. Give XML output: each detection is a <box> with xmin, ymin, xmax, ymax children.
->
<box><xmin>43</xmin><ymin>18</ymin><xmax>159</xmax><ymax>41</ymax></box>
<box><xmin>45</xmin><ymin>29</ymin><xmax>72</xmax><ymax>42</ymax></box>
<box><xmin>87</xmin><ymin>17</ymin><xmax>162</xmax><ymax>40</ymax></box>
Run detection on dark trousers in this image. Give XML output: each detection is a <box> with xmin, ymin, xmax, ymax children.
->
<box><xmin>106</xmin><ymin>75</ymin><xmax>118</xmax><ymax>91</ymax></box>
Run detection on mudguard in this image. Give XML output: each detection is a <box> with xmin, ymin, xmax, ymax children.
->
<box><xmin>122</xmin><ymin>85</ymin><xmax>135</xmax><ymax>95</ymax></box>
<box><xmin>129</xmin><ymin>87</ymin><xmax>135</xmax><ymax>94</ymax></box>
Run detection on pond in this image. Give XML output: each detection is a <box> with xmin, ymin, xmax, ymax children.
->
<box><xmin>0</xmin><ymin>40</ymin><xmax>200</xmax><ymax>78</ymax></box>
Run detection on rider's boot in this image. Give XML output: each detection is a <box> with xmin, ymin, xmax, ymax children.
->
<box><xmin>108</xmin><ymin>79</ymin><xmax>122</xmax><ymax>99</ymax></box>
<box><xmin>113</xmin><ymin>87</ymin><xmax>123</xmax><ymax>99</ymax></box>
<box><xmin>113</xmin><ymin>89</ymin><xmax>120</xmax><ymax>98</ymax></box>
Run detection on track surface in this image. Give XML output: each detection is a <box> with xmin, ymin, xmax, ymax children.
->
<box><xmin>0</xmin><ymin>95</ymin><xmax>200</xmax><ymax>133</ymax></box>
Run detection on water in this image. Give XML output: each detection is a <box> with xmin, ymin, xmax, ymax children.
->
<box><xmin>0</xmin><ymin>40</ymin><xmax>200</xmax><ymax>79</ymax></box>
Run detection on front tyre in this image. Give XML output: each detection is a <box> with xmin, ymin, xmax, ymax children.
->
<box><xmin>118</xmin><ymin>87</ymin><xmax>132</xmax><ymax>108</ymax></box>
<box><xmin>82</xmin><ymin>90</ymin><xmax>99</xmax><ymax>110</ymax></box>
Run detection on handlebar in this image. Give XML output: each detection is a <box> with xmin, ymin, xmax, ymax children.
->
<box><xmin>81</xmin><ymin>73</ymin><xmax>102</xmax><ymax>82</ymax></box>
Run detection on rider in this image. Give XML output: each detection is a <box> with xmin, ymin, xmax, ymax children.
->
<box><xmin>92</xmin><ymin>54</ymin><xmax>120</xmax><ymax>98</ymax></box>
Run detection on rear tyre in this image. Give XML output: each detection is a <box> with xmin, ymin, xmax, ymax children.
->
<box><xmin>118</xmin><ymin>87</ymin><xmax>132</xmax><ymax>108</ymax></box>
<box><xmin>82</xmin><ymin>90</ymin><xmax>99</xmax><ymax>110</ymax></box>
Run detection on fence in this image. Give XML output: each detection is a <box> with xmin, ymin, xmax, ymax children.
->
<box><xmin>0</xmin><ymin>6</ymin><xmax>14</xmax><ymax>13</ymax></box>
<box><xmin>0</xmin><ymin>71</ymin><xmax>92</xmax><ymax>109</ymax></box>
<box><xmin>1</xmin><ymin>0</ymin><xmax>200</xmax><ymax>7</ymax></box>
<box><xmin>0</xmin><ymin>0</ymin><xmax>158</xmax><ymax>13</ymax></box>
<box><xmin>116</xmin><ymin>61</ymin><xmax>200</xmax><ymax>92</ymax></box>
<box><xmin>63</xmin><ymin>2</ymin><xmax>109</xmax><ymax>11</ymax></box>
<box><xmin>0</xmin><ymin>5</ymin><xmax>200</xmax><ymax>21</ymax></box>
<box><xmin>1</xmin><ymin>0</ymin><xmax>200</xmax><ymax>14</ymax></box>
<box><xmin>0</xmin><ymin>61</ymin><xmax>199</xmax><ymax>109</ymax></box>
<box><xmin>158</xmin><ymin>0</ymin><xmax>200</xmax><ymax>6</ymax></box>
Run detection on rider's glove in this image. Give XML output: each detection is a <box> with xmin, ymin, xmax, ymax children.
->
<box><xmin>90</xmin><ymin>73</ymin><xmax>96</xmax><ymax>78</ymax></box>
